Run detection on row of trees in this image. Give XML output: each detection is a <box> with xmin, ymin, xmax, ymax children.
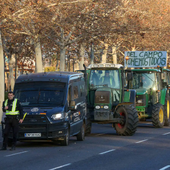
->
<box><xmin>0</xmin><ymin>0</ymin><xmax>170</xmax><ymax>121</ymax></box>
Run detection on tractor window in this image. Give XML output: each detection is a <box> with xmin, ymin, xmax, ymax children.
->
<box><xmin>167</xmin><ymin>72</ymin><xmax>170</xmax><ymax>85</ymax></box>
<box><xmin>89</xmin><ymin>70</ymin><xmax>120</xmax><ymax>89</ymax></box>
<box><xmin>131</xmin><ymin>73</ymin><xmax>155</xmax><ymax>90</ymax></box>
<box><xmin>156</xmin><ymin>73</ymin><xmax>161</xmax><ymax>91</ymax></box>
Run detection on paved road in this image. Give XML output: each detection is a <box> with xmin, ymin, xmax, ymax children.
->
<box><xmin>0</xmin><ymin>122</ymin><xmax>170</xmax><ymax>170</ymax></box>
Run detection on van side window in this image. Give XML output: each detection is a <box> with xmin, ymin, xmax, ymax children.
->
<box><xmin>73</xmin><ymin>86</ymin><xmax>78</xmax><ymax>99</ymax></box>
<box><xmin>80</xmin><ymin>84</ymin><xmax>84</xmax><ymax>96</ymax></box>
<box><xmin>67</xmin><ymin>86</ymin><xmax>71</xmax><ymax>106</ymax></box>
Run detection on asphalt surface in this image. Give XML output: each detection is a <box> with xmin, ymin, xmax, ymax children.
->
<box><xmin>0</xmin><ymin>122</ymin><xmax>170</xmax><ymax>170</ymax></box>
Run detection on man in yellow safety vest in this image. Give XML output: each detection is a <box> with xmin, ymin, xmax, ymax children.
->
<box><xmin>100</xmin><ymin>70</ymin><xmax>115</xmax><ymax>87</ymax></box>
<box><xmin>1</xmin><ymin>91</ymin><xmax>23</xmax><ymax>151</ymax></box>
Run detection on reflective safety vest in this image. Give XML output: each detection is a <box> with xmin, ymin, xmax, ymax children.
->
<box><xmin>5</xmin><ymin>99</ymin><xmax>19</xmax><ymax>115</ymax></box>
<box><xmin>101</xmin><ymin>76</ymin><xmax>112</xmax><ymax>86</ymax></box>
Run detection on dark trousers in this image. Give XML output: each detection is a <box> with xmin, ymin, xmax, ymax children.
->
<box><xmin>3</xmin><ymin>117</ymin><xmax>19</xmax><ymax>147</ymax></box>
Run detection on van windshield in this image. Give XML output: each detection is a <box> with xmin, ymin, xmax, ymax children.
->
<box><xmin>14</xmin><ymin>82</ymin><xmax>66</xmax><ymax>107</ymax></box>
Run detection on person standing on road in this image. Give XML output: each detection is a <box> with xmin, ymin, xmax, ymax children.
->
<box><xmin>1</xmin><ymin>91</ymin><xmax>23</xmax><ymax>151</ymax></box>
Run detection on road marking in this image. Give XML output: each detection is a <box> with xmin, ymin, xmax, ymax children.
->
<box><xmin>159</xmin><ymin>165</ymin><xmax>170</xmax><ymax>170</ymax></box>
<box><xmin>5</xmin><ymin>151</ymin><xmax>28</xmax><ymax>157</ymax></box>
<box><xmin>49</xmin><ymin>163</ymin><xmax>71</xmax><ymax>170</ymax></box>
<box><xmin>136</xmin><ymin>139</ymin><xmax>148</xmax><ymax>143</ymax></box>
<box><xmin>99</xmin><ymin>149</ymin><xmax>115</xmax><ymax>155</ymax></box>
<box><xmin>163</xmin><ymin>132</ymin><xmax>170</xmax><ymax>136</ymax></box>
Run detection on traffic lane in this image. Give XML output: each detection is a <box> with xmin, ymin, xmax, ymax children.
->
<box><xmin>0</xmin><ymin>123</ymin><xmax>170</xmax><ymax>170</ymax></box>
<box><xmin>62</xmin><ymin>133</ymin><xmax>170</xmax><ymax>170</ymax></box>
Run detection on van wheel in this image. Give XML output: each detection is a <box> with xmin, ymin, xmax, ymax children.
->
<box><xmin>77</xmin><ymin>123</ymin><xmax>85</xmax><ymax>141</ymax></box>
<box><xmin>61</xmin><ymin>128</ymin><xmax>70</xmax><ymax>146</ymax></box>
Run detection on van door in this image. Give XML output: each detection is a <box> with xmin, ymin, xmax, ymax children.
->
<box><xmin>67</xmin><ymin>85</ymin><xmax>74</xmax><ymax>136</ymax></box>
<box><xmin>72</xmin><ymin>81</ymin><xmax>86</xmax><ymax>134</ymax></box>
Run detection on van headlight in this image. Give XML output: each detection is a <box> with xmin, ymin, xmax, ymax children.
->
<box><xmin>51</xmin><ymin>113</ymin><xmax>63</xmax><ymax>120</ymax></box>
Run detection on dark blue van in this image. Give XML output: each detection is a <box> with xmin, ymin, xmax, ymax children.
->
<box><xmin>11</xmin><ymin>71</ymin><xmax>90</xmax><ymax>146</ymax></box>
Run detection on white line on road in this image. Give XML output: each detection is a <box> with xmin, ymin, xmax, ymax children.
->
<box><xmin>163</xmin><ymin>132</ymin><xmax>170</xmax><ymax>136</ymax></box>
<box><xmin>49</xmin><ymin>163</ymin><xmax>71</xmax><ymax>170</ymax></box>
<box><xmin>99</xmin><ymin>149</ymin><xmax>115</xmax><ymax>155</ymax></box>
<box><xmin>136</xmin><ymin>139</ymin><xmax>148</xmax><ymax>143</ymax></box>
<box><xmin>5</xmin><ymin>151</ymin><xmax>28</xmax><ymax>157</ymax></box>
<box><xmin>159</xmin><ymin>165</ymin><xmax>170</xmax><ymax>170</ymax></box>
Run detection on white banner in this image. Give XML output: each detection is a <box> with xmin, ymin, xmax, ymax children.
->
<box><xmin>124</xmin><ymin>51</ymin><xmax>167</xmax><ymax>67</ymax></box>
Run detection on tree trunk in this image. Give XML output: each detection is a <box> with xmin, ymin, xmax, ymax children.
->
<box><xmin>112</xmin><ymin>46</ymin><xmax>117</xmax><ymax>64</ymax></box>
<box><xmin>34</xmin><ymin>38</ymin><xmax>43</xmax><ymax>73</ymax></box>
<box><xmin>9</xmin><ymin>54</ymin><xmax>15</xmax><ymax>92</ymax></box>
<box><xmin>101</xmin><ymin>43</ymin><xmax>108</xmax><ymax>63</ymax></box>
<box><xmin>0</xmin><ymin>30</ymin><xmax>4</xmax><ymax>122</ymax></box>
<box><xmin>79</xmin><ymin>43</ymin><xmax>85</xmax><ymax>70</ymax></box>
<box><xmin>91</xmin><ymin>43</ymin><xmax>94</xmax><ymax>64</ymax></box>
<box><xmin>132</xmin><ymin>47</ymin><xmax>136</xmax><ymax>51</ymax></box>
<box><xmin>60</xmin><ymin>46</ymin><xmax>66</xmax><ymax>71</ymax></box>
<box><xmin>15</xmin><ymin>54</ymin><xmax>18</xmax><ymax>80</ymax></box>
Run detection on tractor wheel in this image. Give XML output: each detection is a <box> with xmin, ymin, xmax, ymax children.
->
<box><xmin>8</xmin><ymin>138</ymin><xmax>13</xmax><ymax>147</ymax></box>
<box><xmin>85</xmin><ymin>123</ymin><xmax>92</xmax><ymax>135</ymax></box>
<box><xmin>115</xmin><ymin>105</ymin><xmax>138</xmax><ymax>136</ymax></box>
<box><xmin>152</xmin><ymin>103</ymin><xmax>164</xmax><ymax>128</ymax></box>
<box><xmin>164</xmin><ymin>95</ymin><xmax>170</xmax><ymax>126</ymax></box>
<box><xmin>77</xmin><ymin>123</ymin><xmax>85</xmax><ymax>141</ymax></box>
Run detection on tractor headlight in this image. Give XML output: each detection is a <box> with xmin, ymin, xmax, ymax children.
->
<box><xmin>152</xmin><ymin>86</ymin><xmax>156</xmax><ymax>91</ymax></box>
<box><xmin>95</xmin><ymin>106</ymin><xmax>100</xmax><ymax>109</ymax></box>
<box><xmin>137</xmin><ymin>99</ymin><xmax>143</xmax><ymax>104</ymax></box>
<box><xmin>104</xmin><ymin>106</ymin><xmax>109</xmax><ymax>109</ymax></box>
<box><xmin>51</xmin><ymin>113</ymin><xmax>63</xmax><ymax>120</ymax></box>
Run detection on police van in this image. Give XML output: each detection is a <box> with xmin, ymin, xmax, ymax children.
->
<box><xmin>10</xmin><ymin>71</ymin><xmax>90</xmax><ymax>146</ymax></box>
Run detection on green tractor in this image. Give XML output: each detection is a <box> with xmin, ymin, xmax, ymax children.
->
<box><xmin>83</xmin><ymin>63</ymin><xmax>139</xmax><ymax>136</ymax></box>
<box><xmin>126</xmin><ymin>68</ymin><xmax>169</xmax><ymax>127</ymax></box>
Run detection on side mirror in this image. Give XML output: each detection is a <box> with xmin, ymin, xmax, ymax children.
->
<box><xmin>69</xmin><ymin>100</ymin><xmax>77</xmax><ymax>111</ymax></box>
<box><xmin>161</xmin><ymin>72</ymin><xmax>166</xmax><ymax>80</ymax></box>
<box><xmin>126</xmin><ymin>72</ymin><xmax>133</xmax><ymax>81</ymax></box>
<box><xmin>162</xmin><ymin>82</ymin><xmax>167</xmax><ymax>88</ymax></box>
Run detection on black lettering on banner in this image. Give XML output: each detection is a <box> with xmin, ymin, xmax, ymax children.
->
<box><xmin>157</xmin><ymin>57</ymin><xmax>161</xmax><ymax>65</ymax></box>
<box><xmin>161</xmin><ymin>58</ymin><xmax>166</xmax><ymax>65</ymax></box>
<box><xmin>144</xmin><ymin>58</ymin><xmax>148</xmax><ymax>66</ymax></box>
<box><xmin>125</xmin><ymin>51</ymin><xmax>166</xmax><ymax>67</ymax></box>
<box><xmin>139</xmin><ymin>52</ymin><xmax>144</xmax><ymax>57</ymax></box>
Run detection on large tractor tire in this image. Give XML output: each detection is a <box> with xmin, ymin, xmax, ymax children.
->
<box><xmin>85</xmin><ymin>123</ymin><xmax>92</xmax><ymax>135</ymax></box>
<box><xmin>164</xmin><ymin>95</ymin><xmax>170</xmax><ymax>126</ymax></box>
<box><xmin>152</xmin><ymin>103</ymin><xmax>164</xmax><ymax>128</ymax></box>
<box><xmin>115</xmin><ymin>105</ymin><xmax>139</xmax><ymax>136</ymax></box>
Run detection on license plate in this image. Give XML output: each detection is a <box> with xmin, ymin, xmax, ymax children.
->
<box><xmin>24</xmin><ymin>133</ymin><xmax>41</xmax><ymax>137</ymax></box>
